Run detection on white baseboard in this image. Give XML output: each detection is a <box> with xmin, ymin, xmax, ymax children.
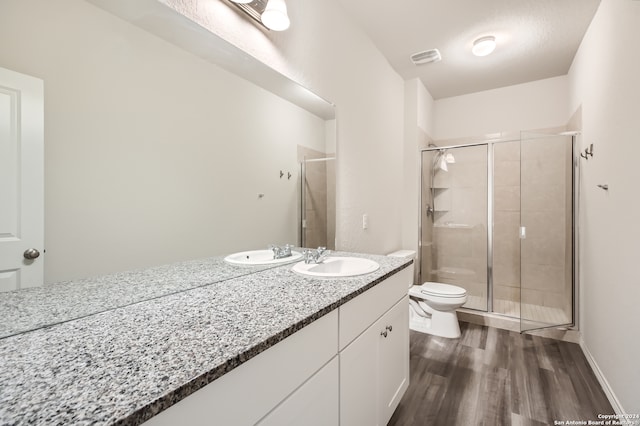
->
<box><xmin>579</xmin><ymin>338</ymin><xmax>625</xmax><ymax>415</ymax></box>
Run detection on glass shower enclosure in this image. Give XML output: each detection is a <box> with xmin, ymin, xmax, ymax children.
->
<box><xmin>420</xmin><ymin>133</ymin><xmax>576</xmax><ymax>332</ymax></box>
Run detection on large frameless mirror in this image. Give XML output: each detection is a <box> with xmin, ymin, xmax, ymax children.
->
<box><xmin>0</xmin><ymin>0</ymin><xmax>335</xmax><ymax>338</ymax></box>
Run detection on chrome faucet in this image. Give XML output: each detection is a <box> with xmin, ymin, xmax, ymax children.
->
<box><xmin>303</xmin><ymin>247</ymin><xmax>330</xmax><ymax>264</ymax></box>
<box><xmin>269</xmin><ymin>244</ymin><xmax>294</xmax><ymax>259</ymax></box>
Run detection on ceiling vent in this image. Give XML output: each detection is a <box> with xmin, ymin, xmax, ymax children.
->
<box><xmin>410</xmin><ymin>49</ymin><xmax>442</xmax><ymax>65</ymax></box>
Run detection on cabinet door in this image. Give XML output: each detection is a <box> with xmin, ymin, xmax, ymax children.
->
<box><xmin>377</xmin><ymin>296</ymin><xmax>409</xmax><ymax>425</ymax></box>
<box><xmin>258</xmin><ymin>357</ymin><xmax>339</xmax><ymax>426</ymax></box>
<box><xmin>339</xmin><ymin>322</ymin><xmax>378</xmax><ymax>426</ymax></box>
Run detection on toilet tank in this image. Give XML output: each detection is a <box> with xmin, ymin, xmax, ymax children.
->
<box><xmin>387</xmin><ymin>250</ymin><xmax>416</xmax><ymax>288</ymax></box>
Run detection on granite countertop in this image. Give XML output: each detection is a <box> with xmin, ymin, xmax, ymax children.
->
<box><xmin>0</xmin><ymin>251</ymin><xmax>412</xmax><ymax>425</ymax></box>
<box><xmin>0</xmin><ymin>257</ymin><xmax>277</xmax><ymax>339</ymax></box>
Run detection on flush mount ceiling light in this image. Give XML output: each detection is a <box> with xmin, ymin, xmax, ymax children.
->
<box><xmin>472</xmin><ymin>36</ymin><xmax>497</xmax><ymax>57</ymax></box>
<box><xmin>261</xmin><ymin>0</ymin><xmax>290</xmax><ymax>31</ymax></box>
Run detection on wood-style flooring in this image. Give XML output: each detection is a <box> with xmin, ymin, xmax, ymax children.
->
<box><xmin>389</xmin><ymin>322</ymin><xmax>614</xmax><ymax>426</ymax></box>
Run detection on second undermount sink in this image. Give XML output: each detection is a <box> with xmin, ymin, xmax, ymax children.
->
<box><xmin>292</xmin><ymin>257</ymin><xmax>380</xmax><ymax>278</ymax></box>
<box><xmin>224</xmin><ymin>249</ymin><xmax>303</xmax><ymax>265</ymax></box>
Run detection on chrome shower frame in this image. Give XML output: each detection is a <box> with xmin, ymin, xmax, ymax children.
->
<box><xmin>418</xmin><ymin>134</ymin><xmax>579</xmax><ymax>332</ymax></box>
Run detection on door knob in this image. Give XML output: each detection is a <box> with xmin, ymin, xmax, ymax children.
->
<box><xmin>23</xmin><ymin>248</ymin><xmax>40</xmax><ymax>260</ymax></box>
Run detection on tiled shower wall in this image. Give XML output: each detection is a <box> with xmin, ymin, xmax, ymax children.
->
<box><xmin>423</xmin><ymin>145</ymin><xmax>488</xmax><ymax>310</ymax></box>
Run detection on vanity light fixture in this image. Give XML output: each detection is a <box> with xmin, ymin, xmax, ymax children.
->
<box><xmin>225</xmin><ymin>0</ymin><xmax>290</xmax><ymax>32</ymax></box>
<box><xmin>261</xmin><ymin>0</ymin><xmax>290</xmax><ymax>31</ymax></box>
<box><xmin>472</xmin><ymin>36</ymin><xmax>497</xmax><ymax>57</ymax></box>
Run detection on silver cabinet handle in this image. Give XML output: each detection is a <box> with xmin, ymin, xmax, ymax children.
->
<box><xmin>380</xmin><ymin>331</ymin><xmax>388</xmax><ymax>338</ymax></box>
<box><xmin>23</xmin><ymin>248</ymin><xmax>40</xmax><ymax>260</ymax></box>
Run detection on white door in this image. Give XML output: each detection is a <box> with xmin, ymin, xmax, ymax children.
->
<box><xmin>0</xmin><ymin>67</ymin><xmax>44</xmax><ymax>291</ymax></box>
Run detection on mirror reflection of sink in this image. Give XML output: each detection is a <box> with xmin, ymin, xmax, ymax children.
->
<box><xmin>224</xmin><ymin>250</ymin><xmax>303</xmax><ymax>265</ymax></box>
<box><xmin>292</xmin><ymin>257</ymin><xmax>380</xmax><ymax>278</ymax></box>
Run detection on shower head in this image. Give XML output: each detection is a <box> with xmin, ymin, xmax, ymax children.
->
<box><xmin>438</xmin><ymin>155</ymin><xmax>448</xmax><ymax>171</ymax></box>
<box><xmin>434</xmin><ymin>149</ymin><xmax>455</xmax><ymax>172</ymax></box>
<box><xmin>445</xmin><ymin>152</ymin><xmax>455</xmax><ymax>164</ymax></box>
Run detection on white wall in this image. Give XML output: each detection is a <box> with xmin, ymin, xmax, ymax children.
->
<box><xmin>161</xmin><ymin>0</ymin><xmax>406</xmax><ymax>255</ymax></box>
<box><xmin>0</xmin><ymin>0</ymin><xmax>327</xmax><ymax>282</ymax></box>
<box><xmin>568</xmin><ymin>0</ymin><xmax>640</xmax><ymax>414</ymax></box>
<box><xmin>434</xmin><ymin>75</ymin><xmax>569</xmax><ymax>140</ymax></box>
<box><xmin>403</xmin><ymin>79</ymin><xmax>435</xmax><ymax>282</ymax></box>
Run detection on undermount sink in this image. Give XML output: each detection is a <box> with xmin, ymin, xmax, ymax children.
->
<box><xmin>291</xmin><ymin>257</ymin><xmax>380</xmax><ymax>278</ymax></box>
<box><xmin>224</xmin><ymin>250</ymin><xmax>303</xmax><ymax>265</ymax></box>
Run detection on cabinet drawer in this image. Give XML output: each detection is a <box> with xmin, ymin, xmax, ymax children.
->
<box><xmin>145</xmin><ymin>310</ymin><xmax>338</xmax><ymax>426</ymax></box>
<box><xmin>339</xmin><ymin>265</ymin><xmax>411</xmax><ymax>350</ymax></box>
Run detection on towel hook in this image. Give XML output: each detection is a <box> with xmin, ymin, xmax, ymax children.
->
<box><xmin>580</xmin><ymin>143</ymin><xmax>594</xmax><ymax>160</ymax></box>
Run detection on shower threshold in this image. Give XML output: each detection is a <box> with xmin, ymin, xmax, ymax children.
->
<box><xmin>457</xmin><ymin>307</ymin><xmax>579</xmax><ymax>342</ymax></box>
<box><xmin>463</xmin><ymin>295</ymin><xmax>571</xmax><ymax>324</ymax></box>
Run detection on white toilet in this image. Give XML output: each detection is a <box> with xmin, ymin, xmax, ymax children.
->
<box><xmin>408</xmin><ymin>282</ymin><xmax>467</xmax><ymax>339</ymax></box>
<box><xmin>386</xmin><ymin>250</ymin><xmax>467</xmax><ymax>338</ymax></box>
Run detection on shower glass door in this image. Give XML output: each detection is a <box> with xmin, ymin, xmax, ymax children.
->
<box><xmin>519</xmin><ymin>132</ymin><xmax>574</xmax><ymax>332</ymax></box>
<box><xmin>492</xmin><ymin>141</ymin><xmax>523</xmax><ymax>317</ymax></box>
<box><xmin>420</xmin><ymin>145</ymin><xmax>488</xmax><ymax>312</ymax></box>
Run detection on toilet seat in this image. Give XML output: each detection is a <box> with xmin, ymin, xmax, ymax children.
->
<box><xmin>417</xmin><ymin>282</ymin><xmax>466</xmax><ymax>298</ymax></box>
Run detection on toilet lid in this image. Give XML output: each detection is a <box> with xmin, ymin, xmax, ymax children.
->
<box><xmin>419</xmin><ymin>282</ymin><xmax>466</xmax><ymax>297</ymax></box>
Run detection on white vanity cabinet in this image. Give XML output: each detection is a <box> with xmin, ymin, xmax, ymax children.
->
<box><xmin>339</xmin><ymin>267</ymin><xmax>411</xmax><ymax>426</ymax></box>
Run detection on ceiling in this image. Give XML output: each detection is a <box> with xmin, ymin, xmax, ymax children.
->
<box><xmin>336</xmin><ymin>0</ymin><xmax>601</xmax><ymax>99</ymax></box>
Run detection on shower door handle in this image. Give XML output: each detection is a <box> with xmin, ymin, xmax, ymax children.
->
<box><xmin>519</xmin><ymin>226</ymin><xmax>526</xmax><ymax>239</ymax></box>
